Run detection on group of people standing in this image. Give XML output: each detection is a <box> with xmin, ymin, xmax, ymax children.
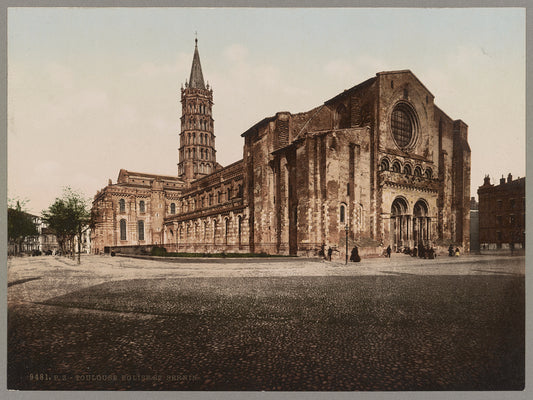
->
<box><xmin>319</xmin><ymin>244</ymin><xmax>361</xmax><ymax>262</ymax></box>
<box><xmin>319</xmin><ymin>242</ymin><xmax>459</xmax><ymax>262</ymax></box>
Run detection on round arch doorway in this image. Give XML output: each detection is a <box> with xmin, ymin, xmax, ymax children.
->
<box><xmin>413</xmin><ymin>200</ymin><xmax>430</xmax><ymax>247</ymax></box>
<box><xmin>390</xmin><ymin>197</ymin><xmax>409</xmax><ymax>251</ymax></box>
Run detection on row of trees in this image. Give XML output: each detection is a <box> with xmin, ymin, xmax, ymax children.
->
<box><xmin>8</xmin><ymin>188</ymin><xmax>93</xmax><ymax>264</ymax></box>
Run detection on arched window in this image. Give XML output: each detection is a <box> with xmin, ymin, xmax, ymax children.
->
<box><xmin>170</xmin><ymin>203</ymin><xmax>176</xmax><ymax>214</ymax></box>
<box><xmin>227</xmin><ymin>187</ymin><xmax>232</xmax><ymax>200</ymax></box>
<box><xmin>119</xmin><ymin>199</ymin><xmax>126</xmax><ymax>213</ymax></box>
<box><xmin>391</xmin><ymin>102</ymin><xmax>418</xmax><ymax>149</ymax></box>
<box><xmin>225</xmin><ymin>218</ymin><xmax>229</xmax><ymax>244</ymax></box>
<box><xmin>237</xmin><ymin>184</ymin><xmax>243</xmax><ymax>197</ymax></box>
<box><xmin>392</xmin><ymin>161</ymin><xmax>401</xmax><ymax>173</ymax></box>
<box><xmin>340</xmin><ymin>204</ymin><xmax>346</xmax><ymax>224</ymax></box>
<box><xmin>138</xmin><ymin>220</ymin><xmax>144</xmax><ymax>241</ymax></box>
<box><xmin>120</xmin><ymin>219</ymin><xmax>127</xmax><ymax>241</ymax></box>
<box><xmin>404</xmin><ymin>164</ymin><xmax>412</xmax><ymax>176</ymax></box>
<box><xmin>238</xmin><ymin>216</ymin><xmax>242</xmax><ymax>245</ymax></box>
<box><xmin>380</xmin><ymin>158</ymin><xmax>390</xmax><ymax>171</ymax></box>
<box><xmin>425</xmin><ymin>168</ymin><xmax>433</xmax><ymax>179</ymax></box>
<box><xmin>139</xmin><ymin>200</ymin><xmax>145</xmax><ymax>213</ymax></box>
<box><xmin>217</xmin><ymin>191</ymin><xmax>221</xmax><ymax>203</ymax></box>
<box><xmin>414</xmin><ymin>166</ymin><xmax>422</xmax><ymax>177</ymax></box>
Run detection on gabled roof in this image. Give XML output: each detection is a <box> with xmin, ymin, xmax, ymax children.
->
<box><xmin>117</xmin><ymin>169</ymin><xmax>183</xmax><ymax>183</ymax></box>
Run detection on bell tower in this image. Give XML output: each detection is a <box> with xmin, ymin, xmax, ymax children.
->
<box><xmin>178</xmin><ymin>38</ymin><xmax>216</xmax><ymax>182</ymax></box>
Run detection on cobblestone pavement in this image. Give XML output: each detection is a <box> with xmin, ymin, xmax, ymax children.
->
<box><xmin>7</xmin><ymin>254</ymin><xmax>525</xmax><ymax>391</ymax></box>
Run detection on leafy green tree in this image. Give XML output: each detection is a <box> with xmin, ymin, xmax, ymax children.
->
<box><xmin>42</xmin><ymin>187</ymin><xmax>92</xmax><ymax>264</ymax></box>
<box><xmin>7</xmin><ymin>201</ymin><xmax>39</xmax><ymax>256</ymax></box>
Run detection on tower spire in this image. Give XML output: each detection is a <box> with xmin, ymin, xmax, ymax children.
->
<box><xmin>179</xmin><ymin>37</ymin><xmax>216</xmax><ymax>182</ymax></box>
<box><xmin>188</xmin><ymin>36</ymin><xmax>205</xmax><ymax>89</ymax></box>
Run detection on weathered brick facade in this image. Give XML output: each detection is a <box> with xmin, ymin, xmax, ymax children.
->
<box><xmin>478</xmin><ymin>174</ymin><xmax>525</xmax><ymax>249</ymax></box>
<box><xmin>91</xmin><ymin>42</ymin><xmax>471</xmax><ymax>258</ymax></box>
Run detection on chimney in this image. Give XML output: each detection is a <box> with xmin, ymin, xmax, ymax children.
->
<box><xmin>507</xmin><ymin>173</ymin><xmax>512</xmax><ymax>183</ymax></box>
<box><xmin>500</xmin><ymin>175</ymin><xmax>506</xmax><ymax>185</ymax></box>
<box><xmin>483</xmin><ymin>175</ymin><xmax>491</xmax><ymax>186</ymax></box>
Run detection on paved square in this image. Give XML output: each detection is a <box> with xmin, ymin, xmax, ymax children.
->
<box><xmin>7</xmin><ymin>254</ymin><xmax>525</xmax><ymax>390</ymax></box>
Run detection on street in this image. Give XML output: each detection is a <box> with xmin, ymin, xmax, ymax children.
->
<box><xmin>7</xmin><ymin>253</ymin><xmax>525</xmax><ymax>390</ymax></box>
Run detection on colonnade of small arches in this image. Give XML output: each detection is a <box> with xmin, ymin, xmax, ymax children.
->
<box><xmin>117</xmin><ymin>198</ymin><xmax>178</xmax><ymax>216</ymax></box>
<box><xmin>186</xmin><ymin>102</ymin><xmax>211</xmax><ymax>115</ymax></box>
<box><xmin>181</xmin><ymin>146</ymin><xmax>215</xmax><ymax>161</ymax></box>
<box><xmin>164</xmin><ymin>213</ymin><xmax>249</xmax><ymax>252</ymax></box>
<box><xmin>178</xmin><ymin>183</ymin><xmax>243</xmax><ymax>214</ymax></box>
<box><xmin>380</xmin><ymin>157</ymin><xmax>433</xmax><ymax>179</ymax></box>
<box><xmin>183</xmin><ymin>132</ymin><xmax>214</xmax><ymax>146</ymax></box>
<box><xmin>184</xmin><ymin>117</ymin><xmax>213</xmax><ymax>131</ymax></box>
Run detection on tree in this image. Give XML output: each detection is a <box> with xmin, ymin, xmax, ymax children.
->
<box><xmin>8</xmin><ymin>201</ymin><xmax>39</xmax><ymax>256</ymax></box>
<box><xmin>42</xmin><ymin>187</ymin><xmax>92</xmax><ymax>264</ymax></box>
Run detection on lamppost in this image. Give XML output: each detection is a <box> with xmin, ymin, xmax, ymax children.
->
<box><xmin>345</xmin><ymin>224</ymin><xmax>349</xmax><ymax>264</ymax></box>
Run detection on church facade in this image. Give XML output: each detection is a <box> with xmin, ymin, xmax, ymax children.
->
<box><xmin>91</xmin><ymin>40</ymin><xmax>471</xmax><ymax>258</ymax></box>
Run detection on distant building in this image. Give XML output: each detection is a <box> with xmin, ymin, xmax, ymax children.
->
<box><xmin>478</xmin><ymin>174</ymin><xmax>525</xmax><ymax>250</ymax></box>
<box><xmin>40</xmin><ymin>226</ymin><xmax>59</xmax><ymax>254</ymax></box>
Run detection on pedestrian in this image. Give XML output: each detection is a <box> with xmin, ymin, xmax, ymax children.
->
<box><xmin>386</xmin><ymin>245</ymin><xmax>391</xmax><ymax>258</ymax></box>
<box><xmin>455</xmin><ymin>247</ymin><xmax>460</xmax><ymax>257</ymax></box>
<box><xmin>448</xmin><ymin>244</ymin><xmax>454</xmax><ymax>257</ymax></box>
<box><xmin>412</xmin><ymin>246</ymin><xmax>418</xmax><ymax>257</ymax></box>
<box><xmin>350</xmin><ymin>246</ymin><xmax>361</xmax><ymax>262</ymax></box>
<box><xmin>318</xmin><ymin>243</ymin><xmax>326</xmax><ymax>258</ymax></box>
<box><xmin>419</xmin><ymin>244</ymin><xmax>425</xmax><ymax>259</ymax></box>
<box><xmin>327</xmin><ymin>247</ymin><xmax>333</xmax><ymax>261</ymax></box>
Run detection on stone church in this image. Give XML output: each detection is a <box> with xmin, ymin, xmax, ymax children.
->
<box><xmin>91</xmin><ymin>40</ymin><xmax>471</xmax><ymax>258</ymax></box>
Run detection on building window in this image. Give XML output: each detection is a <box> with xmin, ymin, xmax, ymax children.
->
<box><xmin>380</xmin><ymin>158</ymin><xmax>390</xmax><ymax>171</ymax></box>
<box><xmin>120</xmin><ymin>219</ymin><xmax>127</xmax><ymax>241</ymax></box>
<box><xmin>510</xmin><ymin>199</ymin><xmax>516</xmax><ymax>210</ymax></box>
<box><xmin>414</xmin><ymin>166</ymin><xmax>422</xmax><ymax>177</ymax></box>
<box><xmin>404</xmin><ymin>164</ymin><xmax>412</xmax><ymax>176</ymax></box>
<box><xmin>170</xmin><ymin>203</ymin><xmax>176</xmax><ymax>214</ymax></box>
<box><xmin>119</xmin><ymin>199</ymin><xmax>126</xmax><ymax>213</ymax></box>
<box><xmin>391</xmin><ymin>103</ymin><xmax>417</xmax><ymax>149</ymax></box>
<box><xmin>225</xmin><ymin>218</ymin><xmax>229</xmax><ymax>244</ymax></box>
<box><xmin>425</xmin><ymin>168</ymin><xmax>433</xmax><ymax>179</ymax></box>
<box><xmin>340</xmin><ymin>204</ymin><xmax>346</xmax><ymax>224</ymax></box>
<box><xmin>139</xmin><ymin>200</ymin><xmax>145</xmax><ymax>213</ymax></box>
<box><xmin>138</xmin><ymin>220</ymin><xmax>144</xmax><ymax>241</ymax></box>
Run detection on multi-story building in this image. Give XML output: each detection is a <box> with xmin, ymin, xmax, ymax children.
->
<box><xmin>478</xmin><ymin>174</ymin><xmax>525</xmax><ymax>250</ymax></box>
<box><xmin>91</xmin><ymin>39</ymin><xmax>471</xmax><ymax>258</ymax></box>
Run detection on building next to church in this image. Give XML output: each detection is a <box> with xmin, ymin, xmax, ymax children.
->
<box><xmin>91</xmin><ymin>39</ymin><xmax>471</xmax><ymax>259</ymax></box>
<box><xmin>478</xmin><ymin>174</ymin><xmax>525</xmax><ymax>250</ymax></box>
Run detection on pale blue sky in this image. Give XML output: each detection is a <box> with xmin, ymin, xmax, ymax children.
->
<box><xmin>8</xmin><ymin>7</ymin><xmax>525</xmax><ymax>214</ymax></box>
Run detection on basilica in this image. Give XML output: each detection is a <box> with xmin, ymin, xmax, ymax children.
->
<box><xmin>91</xmin><ymin>40</ymin><xmax>471</xmax><ymax>259</ymax></box>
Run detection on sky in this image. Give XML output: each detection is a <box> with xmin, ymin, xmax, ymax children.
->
<box><xmin>7</xmin><ymin>7</ymin><xmax>526</xmax><ymax>215</ymax></box>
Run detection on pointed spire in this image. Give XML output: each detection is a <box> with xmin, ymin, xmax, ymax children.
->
<box><xmin>188</xmin><ymin>37</ymin><xmax>205</xmax><ymax>89</ymax></box>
